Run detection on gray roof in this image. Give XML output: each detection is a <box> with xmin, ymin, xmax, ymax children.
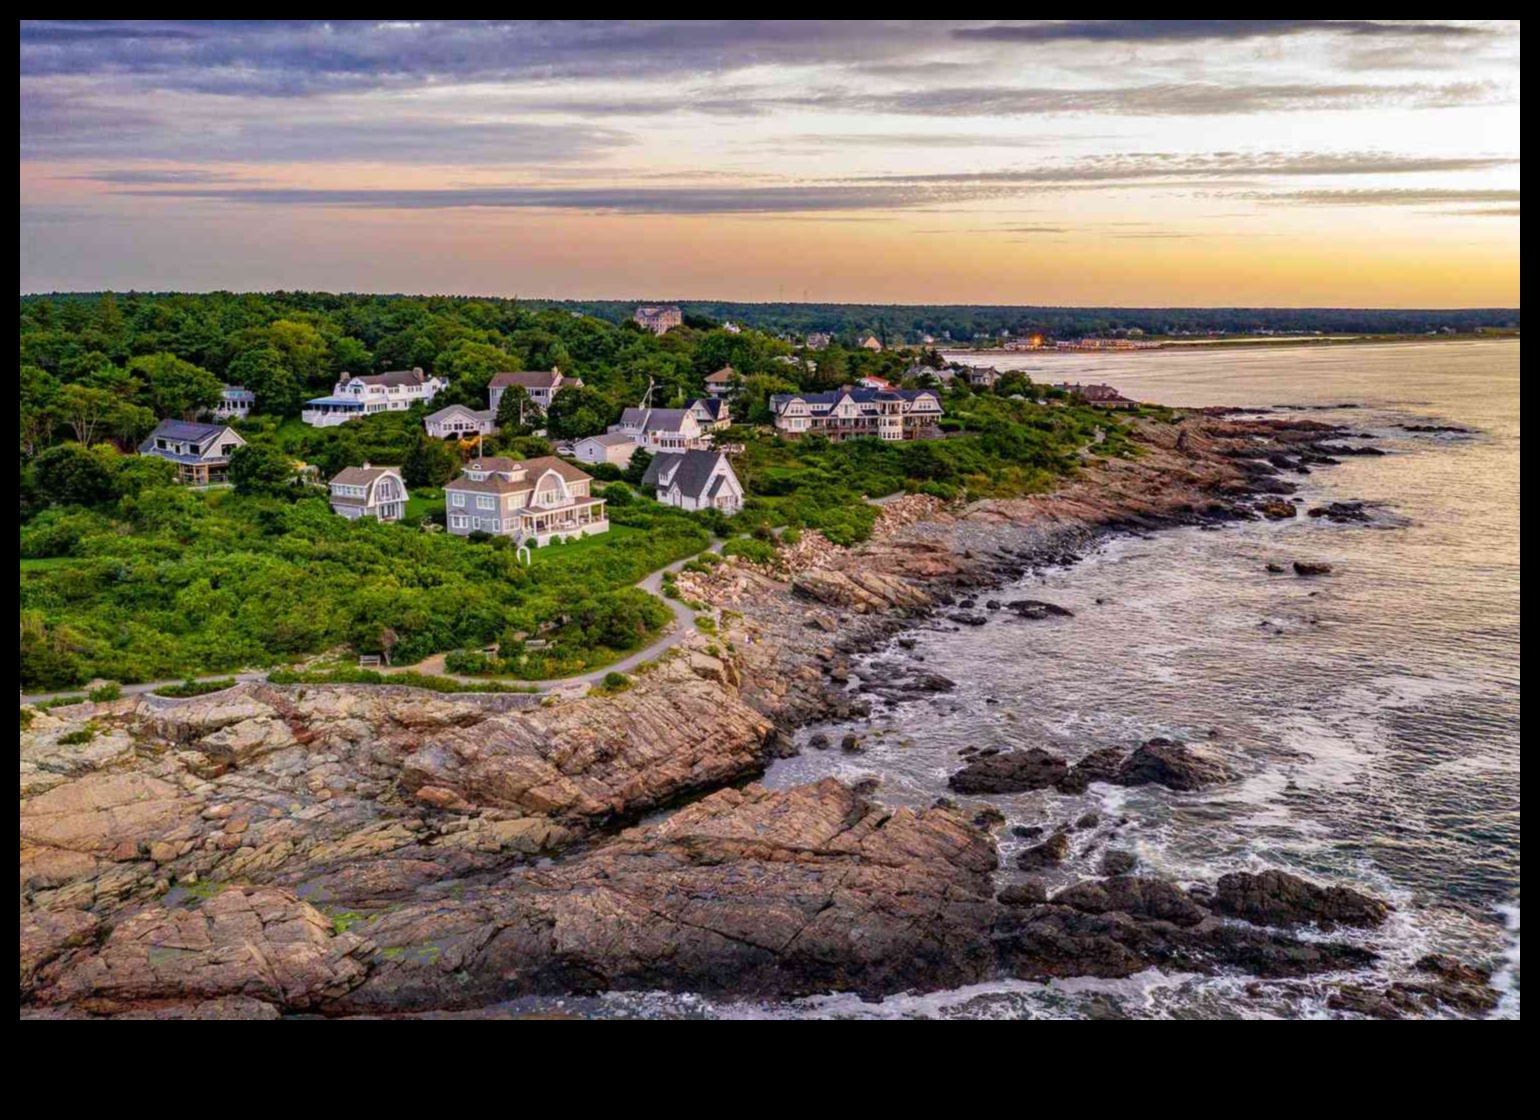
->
<box><xmin>619</xmin><ymin>407</ymin><xmax>691</xmax><ymax>433</ymax></box>
<box><xmin>691</xmin><ymin>397</ymin><xmax>727</xmax><ymax>420</ymax></box>
<box><xmin>330</xmin><ymin>465</ymin><xmax>401</xmax><ymax>487</ymax></box>
<box><xmin>580</xmin><ymin>432</ymin><xmax>637</xmax><ymax>447</ymax></box>
<box><xmin>642</xmin><ymin>449</ymin><xmax>728</xmax><ymax>499</ymax></box>
<box><xmin>346</xmin><ymin>368</ymin><xmax>430</xmax><ymax>387</ymax></box>
<box><xmin>426</xmin><ymin>404</ymin><xmax>493</xmax><ymax>422</ymax></box>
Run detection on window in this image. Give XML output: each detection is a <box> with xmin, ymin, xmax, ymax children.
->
<box><xmin>476</xmin><ymin>495</ymin><xmax>495</xmax><ymax>510</ymax></box>
<box><xmin>450</xmin><ymin>514</ymin><xmax>468</xmax><ymax>529</ymax></box>
<box><xmin>450</xmin><ymin>492</ymin><xmax>465</xmax><ymax>507</ymax></box>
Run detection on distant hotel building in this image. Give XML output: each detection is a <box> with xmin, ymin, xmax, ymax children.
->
<box><xmin>633</xmin><ymin>305</ymin><xmax>683</xmax><ymax>335</ymax></box>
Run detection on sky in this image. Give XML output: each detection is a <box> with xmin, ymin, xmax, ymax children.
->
<box><xmin>18</xmin><ymin>20</ymin><xmax>1521</xmax><ymax>307</ymax></box>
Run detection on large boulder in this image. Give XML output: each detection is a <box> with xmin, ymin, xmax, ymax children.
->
<box><xmin>1212</xmin><ymin>870</ymin><xmax>1390</xmax><ymax>930</ymax></box>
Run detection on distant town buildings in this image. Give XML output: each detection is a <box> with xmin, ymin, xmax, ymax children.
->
<box><xmin>633</xmin><ymin>305</ymin><xmax>683</xmax><ymax>335</ymax></box>
<box><xmin>642</xmin><ymin>449</ymin><xmax>744</xmax><ymax>515</ymax></box>
<box><xmin>858</xmin><ymin>334</ymin><xmax>883</xmax><ymax>351</ymax></box>
<box><xmin>804</xmin><ymin>332</ymin><xmax>832</xmax><ymax>350</ymax></box>
<box><xmin>444</xmin><ymin>456</ymin><xmax>607</xmax><ymax>547</ymax></box>
<box><xmin>424</xmin><ymin>403</ymin><xmax>497</xmax><ymax>440</ymax></box>
<box><xmin>769</xmin><ymin>387</ymin><xmax>943</xmax><ymax>442</ymax></box>
<box><xmin>963</xmin><ymin>366</ymin><xmax>1000</xmax><ymax>389</ymax></box>
<box><xmin>211</xmin><ymin>385</ymin><xmax>254</xmax><ymax>421</ymax></box>
<box><xmin>138</xmin><ymin>420</ymin><xmax>247</xmax><ymax>485</ymax></box>
<box><xmin>328</xmin><ymin>464</ymin><xmax>406</xmax><ymax>521</ymax></box>
<box><xmin>486</xmin><ymin>368</ymin><xmax>581</xmax><ymax>412</ymax></box>
<box><xmin>302</xmin><ymin>368</ymin><xmax>447</xmax><ymax>428</ymax></box>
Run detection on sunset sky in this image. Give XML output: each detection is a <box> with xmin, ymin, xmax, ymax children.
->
<box><xmin>18</xmin><ymin>20</ymin><xmax>1521</xmax><ymax>306</ymax></box>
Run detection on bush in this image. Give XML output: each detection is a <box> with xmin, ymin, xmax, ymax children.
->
<box><xmin>58</xmin><ymin>723</ymin><xmax>99</xmax><ymax>746</ymax></box>
<box><xmin>721</xmin><ymin>536</ymin><xmax>778</xmax><ymax>566</ymax></box>
<box><xmin>153</xmin><ymin>678</ymin><xmax>238</xmax><ymax>698</ymax></box>
<box><xmin>87</xmin><ymin>682</ymin><xmax>122</xmax><ymax>703</ymax></box>
<box><xmin>265</xmin><ymin>667</ymin><xmax>536</xmax><ymax>693</ymax></box>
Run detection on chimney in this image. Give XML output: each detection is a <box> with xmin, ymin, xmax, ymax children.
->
<box><xmin>363</xmin><ymin>461</ymin><xmax>371</xmax><ymax>469</ymax></box>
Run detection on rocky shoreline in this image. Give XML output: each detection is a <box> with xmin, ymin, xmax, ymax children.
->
<box><xmin>20</xmin><ymin>412</ymin><xmax>1500</xmax><ymax>1019</ymax></box>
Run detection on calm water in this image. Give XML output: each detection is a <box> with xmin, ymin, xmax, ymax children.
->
<box><xmin>562</xmin><ymin>341</ymin><xmax>1522</xmax><ymax>1019</ymax></box>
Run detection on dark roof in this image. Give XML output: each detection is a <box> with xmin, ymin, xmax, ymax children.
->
<box><xmin>641</xmin><ymin>449</ymin><xmax>728</xmax><ymax>499</ymax></box>
<box><xmin>489</xmin><ymin>369</ymin><xmax>563</xmax><ymax>389</ymax></box>
<box><xmin>691</xmin><ymin>397</ymin><xmax>727</xmax><ymax>420</ymax></box>
<box><xmin>619</xmin><ymin>407</ymin><xmax>692</xmax><ymax>433</ymax></box>
<box><xmin>147</xmin><ymin>419</ymin><xmax>230</xmax><ymax>443</ymax></box>
<box><xmin>330</xmin><ymin>465</ymin><xmax>400</xmax><ymax>487</ymax></box>
<box><xmin>769</xmin><ymin>387</ymin><xmax>940</xmax><ymax>408</ymax></box>
<box><xmin>346</xmin><ymin>368</ymin><xmax>431</xmax><ymax>387</ymax></box>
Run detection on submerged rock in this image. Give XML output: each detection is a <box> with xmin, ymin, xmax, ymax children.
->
<box><xmin>1115</xmin><ymin>738</ymin><xmax>1230</xmax><ymax>792</ymax></box>
<box><xmin>1017</xmin><ymin>831</ymin><xmax>1072</xmax><ymax>870</ymax></box>
<box><xmin>1293</xmin><ymin>561</ymin><xmax>1334</xmax><ymax>576</ymax></box>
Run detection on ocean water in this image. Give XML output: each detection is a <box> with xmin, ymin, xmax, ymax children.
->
<box><xmin>544</xmin><ymin>341</ymin><xmax>1522</xmax><ymax>1020</ymax></box>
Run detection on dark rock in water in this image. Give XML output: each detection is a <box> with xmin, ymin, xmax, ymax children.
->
<box><xmin>1100</xmin><ymin>849</ymin><xmax>1139</xmax><ymax>877</ymax></box>
<box><xmin>949</xmin><ymin>747</ymin><xmax>1069</xmax><ymax>794</ymax></box>
<box><xmin>972</xmin><ymin>806</ymin><xmax>1006</xmax><ymax>829</ymax></box>
<box><xmin>1056</xmin><ymin>747</ymin><xmax>1128</xmax><ymax>794</ymax></box>
<box><xmin>808</xmin><ymin>732</ymin><xmax>831</xmax><ymax>751</ymax></box>
<box><xmin>1005</xmin><ymin>599</ymin><xmax>1075</xmax><ymax>620</ymax></box>
<box><xmin>851</xmin><ymin>776</ymin><xmax>882</xmax><ymax>796</ymax></box>
<box><xmin>1211</xmin><ymin>869</ymin><xmax>1389</xmax><ymax>930</ymax></box>
<box><xmin>907</xmin><ymin>671</ymin><xmax>958</xmax><ymax>693</ymax></box>
<box><xmin>998</xmin><ymin>881</ymin><xmax>1049</xmax><ymax>908</ymax></box>
<box><xmin>1017</xmin><ymin>831</ymin><xmax>1072</xmax><ymax>870</ymax></box>
<box><xmin>995</xmin><ymin>904</ymin><xmax>1376</xmax><ymax>982</ymax></box>
<box><xmin>840</xmin><ymin>733</ymin><xmax>865</xmax><ymax>753</ymax></box>
<box><xmin>1400</xmin><ymin>424</ymin><xmax>1470</xmax><ymax>434</ymax></box>
<box><xmin>985</xmin><ymin>599</ymin><xmax>1002</xmax><ymax>610</ymax></box>
<box><xmin>1307</xmin><ymin>501</ymin><xmax>1370</xmax><ymax>523</ymax></box>
<box><xmin>1293</xmin><ymin>561</ymin><xmax>1333</xmax><ymax>576</ymax></box>
<box><xmin>1116</xmin><ymin>738</ymin><xmax>1229</xmax><ymax>791</ymax></box>
<box><xmin>1258</xmin><ymin>498</ymin><xmax>1297</xmax><ymax>519</ymax></box>
<box><xmin>1326</xmin><ymin>956</ymin><xmax>1499</xmax><ymax>1018</ymax></box>
<box><xmin>1012</xmin><ymin>825</ymin><xmax>1045</xmax><ymax>840</ymax></box>
<box><xmin>1075</xmin><ymin>811</ymin><xmax>1101</xmax><ymax>830</ymax></box>
<box><xmin>948</xmin><ymin>612</ymin><xmax>988</xmax><ymax>627</ymax></box>
<box><xmin>896</xmin><ymin>636</ymin><xmax>916</xmax><ymax>650</ymax></box>
<box><xmin>1266</xmin><ymin>562</ymin><xmax>1287</xmax><ymax>573</ymax></box>
<box><xmin>1052</xmin><ymin>876</ymin><xmax>1208</xmax><ymax>928</ymax></box>
<box><xmin>1316</xmin><ymin>442</ymin><xmax>1386</xmax><ymax>457</ymax></box>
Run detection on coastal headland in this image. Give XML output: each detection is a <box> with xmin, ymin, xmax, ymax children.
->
<box><xmin>20</xmin><ymin>410</ymin><xmax>1501</xmax><ymax>1019</ymax></box>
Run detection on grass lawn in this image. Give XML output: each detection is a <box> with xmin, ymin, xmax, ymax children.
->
<box><xmin>405</xmin><ymin>488</ymin><xmax>444</xmax><ymax>521</ymax></box>
<box><xmin>527</xmin><ymin>523</ymin><xmax>646</xmax><ymax>564</ymax></box>
<box><xmin>20</xmin><ymin>557</ymin><xmax>78</xmax><ymax>572</ymax></box>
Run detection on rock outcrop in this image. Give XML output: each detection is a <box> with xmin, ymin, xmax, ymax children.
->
<box><xmin>1211</xmin><ymin>869</ymin><xmax>1390</xmax><ymax>930</ymax></box>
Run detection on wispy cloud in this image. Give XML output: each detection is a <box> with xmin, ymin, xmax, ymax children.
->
<box><xmin>953</xmin><ymin>20</ymin><xmax>1487</xmax><ymax>45</ymax></box>
<box><xmin>1247</xmin><ymin>187</ymin><xmax>1520</xmax><ymax>206</ymax></box>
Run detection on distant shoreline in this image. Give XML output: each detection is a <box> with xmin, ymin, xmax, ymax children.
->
<box><xmin>944</xmin><ymin>332</ymin><xmax>1519</xmax><ymax>358</ymax></box>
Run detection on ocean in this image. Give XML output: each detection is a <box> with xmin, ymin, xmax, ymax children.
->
<box><xmin>551</xmin><ymin>340</ymin><xmax>1523</xmax><ymax>1019</ymax></box>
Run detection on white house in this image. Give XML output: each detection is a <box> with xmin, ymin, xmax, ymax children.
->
<box><xmin>303</xmin><ymin>368</ymin><xmax>447</xmax><ymax>427</ymax></box>
<box><xmin>688</xmin><ymin>397</ymin><xmax>731</xmax><ymax>432</ymax></box>
<box><xmin>443</xmin><ymin>455</ymin><xmax>607</xmax><ymax>547</ymax></box>
<box><xmin>768</xmin><ymin>387</ymin><xmax>943</xmax><ymax>442</ymax></box>
<box><xmin>703</xmin><ymin>365</ymin><xmax>739</xmax><ymax>398</ymax></box>
<box><xmin>572</xmin><ymin>432</ymin><xmax>639</xmax><ymax>468</ymax></box>
<box><xmin>328</xmin><ymin>464</ymin><xmax>407</xmax><ymax>521</ymax></box>
<box><xmin>138</xmin><ymin>419</ymin><xmax>247</xmax><ymax>485</ymax></box>
<box><xmin>486</xmin><ymin>368</ymin><xmax>582</xmax><ymax>412</ymax></box>
<box><xmin>211</xmin><ymin>385</ymin><xmax>255</xmax><ymax>420</ymax></box>
<box><xmin>611</xmin><ymin>407</ymin><xmax>709</xmax><ymax>454</ymax></box>
<box><xmin>641</xmin><ymin>449</ymin><xmax>744</xmax><ymax>515</ymax></box>
<box><xmin>633</xmin><ymin>305</ymin><xmax>683</xmax><ymax>334</ymax></box>
<box><xmin>425</xmin><ymin>403</ymin><xmax>497</xmax><ymax>439</ymax></box>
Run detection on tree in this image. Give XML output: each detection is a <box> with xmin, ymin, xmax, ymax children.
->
<box><xmin>55</xmin><ymin>384</ymin><xmax>120</xmax><ymax>445</ymax></box>
<box><xmin>494</xmin><ymin>384</ymin><xmax>539</xmax><ymax>434</ymax></box>
<box><xmin>128</xmin><ymin>353</ymin><xmax>223</xmax><ymax>419</ymax></box>
<box><xmin>227</xmin><ymin>346</ymin><xmax>303</xmax><ymax>416</ymax></box>
<box><xmin>229</xmin><ymin>443</ymin><xmax>298</xmax><ymax>496</ymax></box>
<box><xmin>544</xmin><ymin>385</ymin><xmax>614</xmax><ymax>440</ymax></box>
<box><xmin>33</xmin><ymin>442</ymin><xmax>120</xmax><ymax>507</ymax></box>
<box><xmin>401</xmin><ymin>431</ymin><xmax>461</xmax><ymax>488</ymax></box>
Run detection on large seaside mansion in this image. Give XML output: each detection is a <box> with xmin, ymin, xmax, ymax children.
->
<box><xmin>303</xmin><ymin>368</ymin><xmax>447</xmax><ymax>427</ymax></box>
<box><xmin>443</xmin><ymin>455</ymin><xmax>607</xmax><ymax>547</ymax></box>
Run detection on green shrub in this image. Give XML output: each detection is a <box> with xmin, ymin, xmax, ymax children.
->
<box><xmin>153</xmin><ymin>678</ymin><xmax>238</xmax><ymax>698</ymax></box>
<box><xmin>87</xmin><ymin>682</ymin><xmax>122</xmax><ymax>703</ymax></box>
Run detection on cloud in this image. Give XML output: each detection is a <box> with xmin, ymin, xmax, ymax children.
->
<box><xmin>953</xmin><ymin>20</ymin><xmax>1486</xmax><ymax>45</ymax></box>
<box><xmin>812</xmin><ymin>81</ymin><xmax>1503</xmax><ymax>117</ymax></box>
<box><xmin>858</xmin><ymin>152</ymin><xmax>1520</xmax><ymax>184</ymax></box>
<box><xmin>1247</xmin><ymin>187</ymin><xmax>1520</xmax><ymax>206</ymax></box>
<box><xmin>110</xmin><ymin>181</ymin><xmax>1011</xmax><ymax>214</ymax></box>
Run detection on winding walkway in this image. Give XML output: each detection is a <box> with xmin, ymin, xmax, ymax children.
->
<box><xmin>20</xmin><ymin>537</ymin><xmax>725</xmax><ymax>706</ymax></box>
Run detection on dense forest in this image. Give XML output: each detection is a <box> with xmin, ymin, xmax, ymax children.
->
<box><xmin>18</xmin><ymin>291</ymin><xmax>1139</xmax><ymax>690</ymax></box>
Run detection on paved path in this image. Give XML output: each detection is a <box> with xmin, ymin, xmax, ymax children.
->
<box><xmin>20</xmin><ymin>538</ymin><xmax>725</xmax><ymax>705</ymax></box>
